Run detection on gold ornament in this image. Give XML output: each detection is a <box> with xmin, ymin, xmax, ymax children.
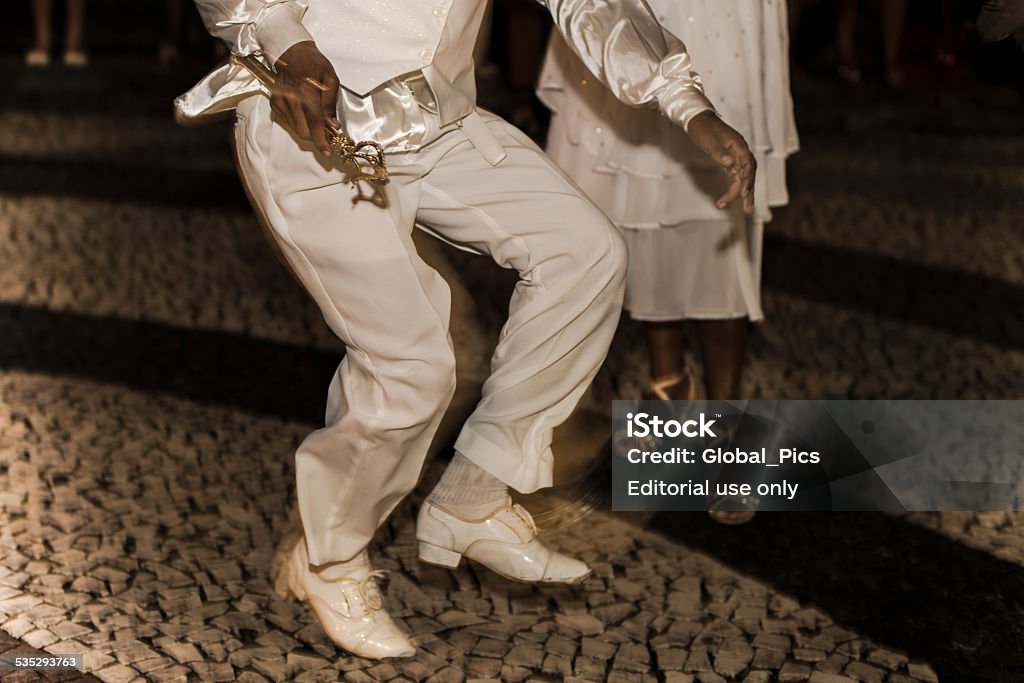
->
<box><xmin>233</xmin><ymin>52</ymin><xmax>389</xmax><ymax>187</ymax></box>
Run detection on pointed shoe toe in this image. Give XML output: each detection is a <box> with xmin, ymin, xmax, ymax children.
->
<box><xmin>542</xmin><ymin>552</ymin><xmax>593</xmax><ymax>585</ymax></box>
<box><xmin>355</xmin><ymin>628</ymin><xmax>417</xmax><ymax>660</ymax></box>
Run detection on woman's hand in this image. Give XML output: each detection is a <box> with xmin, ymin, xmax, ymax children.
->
<box><xmin>687</xmin><ymin>111</ymin><xmax>757</xmax><ymax>215</ymax></box>
<box><xmin>270</xmin><ymin>41</ymin><xmax>341</xmax><ymax>157</ymax></box>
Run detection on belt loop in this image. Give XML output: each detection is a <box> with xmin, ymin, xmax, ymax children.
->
<box><xmin>458</xmin><ymin>111</ymin><xmax>507</xmax><ymax>166</ymax></box>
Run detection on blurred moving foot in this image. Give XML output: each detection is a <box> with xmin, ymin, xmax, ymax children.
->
<box><xmin>63</xmin><ymin>50</ymin><xmax>89</xmax><ymax>68</ymax></box>
<box><xmin>25</xmin><ymin>49</ymin><xmax>50</xmax><ymax>67</ymax></box>
<box><xmin>275</xmin><ymin>541</ymin><xmax>415</xmax><ymax>659</ymax></box>
<box><xmin>417</xmin><ymin>498</ymin><xmax>592</xmax><ymax>583</ymax></box>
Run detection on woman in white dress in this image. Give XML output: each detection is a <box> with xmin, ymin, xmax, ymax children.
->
<box><xmin>540</xmin><ymin>0</ymin><xmax>798</xmax><ymax>406</ymax></box>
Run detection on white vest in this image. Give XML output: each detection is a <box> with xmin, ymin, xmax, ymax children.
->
<box><xmin>177</xmin><ymin>0</ymin><xmax>485</xmax><ymax>126</ymax></box>
<box><xmin>304</xmin><ymin>0</ymin><xmax>458</xmax><ymax>97</ymax></box>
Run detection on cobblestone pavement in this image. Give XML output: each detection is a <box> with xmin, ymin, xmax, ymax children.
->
<box><xmin>0</xmin><ymin>55</ymin><xmax>1022</xmax><ymax>683</ymax></box>
<box><xmin>0</xmin><ymin>627</ymin><xmax>98</xmax><ymax>682</ymax></box>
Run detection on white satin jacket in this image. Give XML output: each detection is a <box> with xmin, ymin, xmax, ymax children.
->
<box><xmin>176</xmin><ymin>0</ymin><xmax>714</xmax><ymax>152</ymax></box>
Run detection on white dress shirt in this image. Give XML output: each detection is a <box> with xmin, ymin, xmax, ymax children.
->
<box><xmin>177</xmin><ymin>0</ymin><xmax>714</xmax><ymax>152</ymax></box>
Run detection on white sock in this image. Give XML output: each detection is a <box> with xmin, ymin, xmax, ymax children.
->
<box><xmin>427</xmin><ymin>452</ymin><xmax>509</xmax><ymax>520</ymax></box>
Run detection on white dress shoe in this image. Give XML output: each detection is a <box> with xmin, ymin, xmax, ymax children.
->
<box><xmin>416</xmin><ymin>498</ymin><xmax>592</xmax><ymax>584</ymax></box>
<box><xmin>276</xmin><ymin>541</ymin><xmax>415</xmax><ymax>659</ymax></box>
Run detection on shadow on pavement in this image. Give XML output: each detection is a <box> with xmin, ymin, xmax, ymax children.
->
<box><xmin>653</xmin><ymin>510</ymin><xmax>1024</xmax><ymax>682</ymax></box>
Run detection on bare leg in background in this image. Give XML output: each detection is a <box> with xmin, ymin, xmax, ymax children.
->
<box><xmin>695</xmin><ymin>318</ymin><xmax>747</xmax><ymax>401</ymax></box>
<box><xmin>642</xmin><ymin>317</ymin><xmax>750</xmax><ymax>522</ymax></box>
<box><xmin>65</xmin><ymin>0</ymin><xmax>87</xmax><ymax>54</ymax></box>
<box><xmin>835</xmin><ymin>0</ymin><xmax>861</xmax><ymax>82</ymax></box>
<box><xmin>880</xmin><ymin>0</ymin><xmax>908</xmax><ymax>86</ymax></box>
<box><xmin>642</xmin><ymin>321</ymin><xmax>694</xmax><ymax>400</ymax></box>
<box><xmin>30</xmin><ymin>0</ymin><xmax>53</xmax><ymax>53</ymax></box>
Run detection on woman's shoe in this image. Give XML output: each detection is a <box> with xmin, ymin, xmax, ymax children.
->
<box><xmin>708</xmin><ymin>493</ymin><xmax>759</xmax><ymax>525</ymax></box>
<box><xmin>645</xmin><ymin>367</ymin><xmax>697</xmax><ymax>401</ymax></box>
<box><xmin>63</xmin><ymin>50</ymin><xmax>89</xmax><ymax>68</ymax></box>
<box><xmin>25</xmin><ymin>49</ymin><xmax>50</xmax><ymax>67</ymax></box>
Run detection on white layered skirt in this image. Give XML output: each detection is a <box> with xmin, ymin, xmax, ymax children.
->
<box><xmin>539</xmin><ymin>0</ymin><xmax>799</xmax><ymax>322</ymax></box>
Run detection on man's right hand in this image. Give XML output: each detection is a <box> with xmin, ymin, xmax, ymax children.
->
<box><xmin>270</xmin><ymin>41</ymin><xmax>341</xmax><ymax>157</ymax></box>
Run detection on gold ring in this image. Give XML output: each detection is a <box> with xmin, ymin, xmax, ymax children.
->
<box><xmin>303</xmin><ymin>76</ymin><xmax>328</xmax><ymax>91</ymax></box>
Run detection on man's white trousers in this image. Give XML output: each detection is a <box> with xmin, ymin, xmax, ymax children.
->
<box><xmin>233</xmin><ymin>96</ymin><xmax>626</xmax><ymax>565</ymax></box>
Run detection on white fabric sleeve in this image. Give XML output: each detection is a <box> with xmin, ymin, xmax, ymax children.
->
<box><xmin>193</xmin><ymin>0</ymin><xmax>314</xmax><ymax>62</ymax></box>
<box><xmin>537</xmin><ymin>0</ymin><xmax>715</xmax><ymax>131</ymax></box>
